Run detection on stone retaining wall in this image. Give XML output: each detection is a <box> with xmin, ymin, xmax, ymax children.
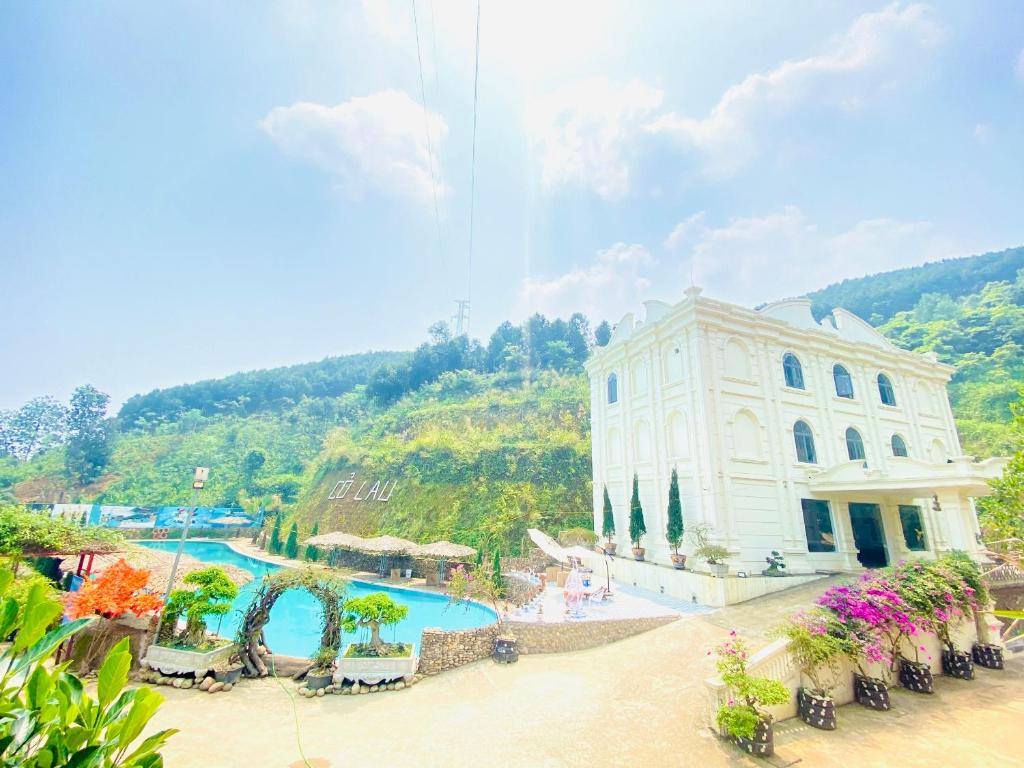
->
<box><xmin>419</xmin><ymin>624</ymin><xmax>498</xmax><ymax>675</ymax></box>
<box><xmin>508</xmin><ymin>615</ymin><xmax>678</xmax><ymax>654</ymax></box>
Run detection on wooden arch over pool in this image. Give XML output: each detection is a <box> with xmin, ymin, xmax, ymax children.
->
<box><xmin>237</xmin><ymin>567</ymin><xmax>347</xmax><ymax>678</ymax></box>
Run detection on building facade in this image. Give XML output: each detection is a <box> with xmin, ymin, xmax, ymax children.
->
<box><xmin>585</xmin><ymin>287</ymin><xmax>1007</xmax><ymax>574</ymax></box>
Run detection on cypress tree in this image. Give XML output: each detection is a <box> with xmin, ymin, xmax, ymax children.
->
<box><xmin>269</xmin><ymin>513</ymin><xmax>282</xmax><ymax>554</ymax></box>
<box><xmin>491</xmin><ymin>547</ymin><xmax>503</xmax><ymax>589</ymax></box>
<box><xmin>284</xmin><ymin>522</ymin><xmax>299</xmax><ymax>560</ymax></box>
<box><xmin>475</xmin><ymin>548</ymin><xmax>483</xmax><ymax>568</ymax></box>
<box><xmin>666</xmin><ymin>467</ymin><xmax>684</xmax><ymax>555</ymax></box>
<box><xmin>304</xmin><ymin>521</ymin><xmax>320</xmax><ymax>561</ymax></box>
<box><xmin>628</xmin><ymin>473</ymin><xmax>646</xmax><ymax>550</ymax></box>
<box><xmin>601</xmin><ymin>485</ymin><xmax>615</xmax><ymax>543</ymax></box>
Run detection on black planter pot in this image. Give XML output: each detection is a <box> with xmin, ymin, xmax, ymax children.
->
<box><xmin>898</xmin><ymin>658</ymin><xmax>934</xmax><ymax>694</ymax></box>
<box><xmin>972</xmin><ymin>643</ymin><xmax>1004</xmax><ymax>670</ymax></box>
<box><xmin>304</xmin><ymin>671</ymin><xmax>334</xmax><ymax>691</ymax></box>
<box><xmin>213</xmin><ymin>666</ymin><xmax>243</xmax><ymax>685</ymax></box>
<box><xmin>492</xmin><ymin>638</ymin><xmax>519</xmax><ymax>664</ymax></box>
<box><xmin>941</xmin><ymin>649</ymin><xmax>975</xmax><ymax>680</ymax></box>
<box><xmin>735</xmin><ymin>718</ymin><xmax>774</xmax><ymax>757</ymax></box>
<box><xmin>853</xmin><ymin>674</ymin><xmax>890</xmax><ymax>711</ymax></box>
<box><xmin>798</xmin><ymin>688</ymin><xmax>837</xmax><ymax>730</ymax></box>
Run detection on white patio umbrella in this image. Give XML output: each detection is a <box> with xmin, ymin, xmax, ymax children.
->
<box><xmin>527</xmin><ymin>528</ymin><xmax>570</xmax><ymax>565</ymax></box>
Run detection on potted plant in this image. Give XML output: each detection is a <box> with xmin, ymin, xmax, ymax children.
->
<box><xmin>762</xmin><ymin>551</ymin><xmax>786</xmax><ymax>577</ymax></box>
<box><xmin>628</xmin><ymin>473</ymin><xmax>646</xmax><ymax>561</ymax></box>
<box><xmin>714</xmin><ymin>632</ymin><xmax>790</xmax><ymax>757</ymax></box>
<box><xmin>600</xmin><ymin>486</ymin><xmax>617</xmax><ymax>556</ymax></box>
<box><xmin>691</xmin><ymin>523</ymin><xmax>728</xmax><ymax>577</ymax></box>
<box><xmin>304</xmin><ymin>647</ymin><xmax>337</xmax><ymax>691</ymax></box>
<box><xmin>817</xmin><ymin>577</ymin><xmax>916</xmax><ymax>711</ymax></box>
<box><xmin>773</xmin><ymin>610</ymin><xmax>846</xmax><ymax>730</ymax></box>
<box><xmin>336</xmin><ymin>593</ymin><xmax>418</xmax><ymax>685</ymax></box>
<box><xmin>934</xmin><ymin>553</ymin><xmax>989</xmax><ymax>679</ymax></box>
<box><xmin>665</xmin><ymin>468</ymin><xmax>686</xmax><ymax>569</ymax></box>
<box><xmin>144</xmin><ymin>566</ymin><xmax>238</xmax><ymax>676</ymax></box>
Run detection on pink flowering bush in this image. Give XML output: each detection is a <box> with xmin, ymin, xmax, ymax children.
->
<box><xmin>713</xmin><ymin>632</ymin><xmax>790</xmax><ymax>740</ymax></box>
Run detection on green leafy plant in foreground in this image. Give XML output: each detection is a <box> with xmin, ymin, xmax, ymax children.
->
<box><xmin>714</xmin><ymin>633</ymin><xmax>790</xmax><ymax>741</ymax></box>
<box><xmin>0</xmin><ymin>570</ymin><xmax>176</xmax><ymax>766</ymax></box>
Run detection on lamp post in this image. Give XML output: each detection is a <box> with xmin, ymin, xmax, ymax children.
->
<box><xmin>163</xmin><ymin>467</ymin><xmax>208</xmax><ymax>605</ymax></box>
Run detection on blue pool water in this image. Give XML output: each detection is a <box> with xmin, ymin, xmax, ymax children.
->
<box><xmin>139</xmin><ymin>540</ymin><xmax>495</xmax><ymax>657</ymax></box>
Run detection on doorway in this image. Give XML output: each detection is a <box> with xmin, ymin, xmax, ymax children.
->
<box><xmin>848</xmin><ymin>502</ymin><xmax>888</xmax><ymax>568</ymax></box>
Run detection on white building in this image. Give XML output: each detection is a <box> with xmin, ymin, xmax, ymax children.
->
<box><xmin>585</xmin><ymin>287</ymin><xmax>1007</xmax><ymax>574</ymax></box>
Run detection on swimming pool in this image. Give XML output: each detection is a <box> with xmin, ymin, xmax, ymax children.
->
<box><xmin>139</xmin><ymin>540</ymin><xmax>495</xmax><ymax>658</ymax></box>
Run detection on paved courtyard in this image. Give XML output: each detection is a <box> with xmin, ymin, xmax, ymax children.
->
<box><xmin>147</xmin><ymin>579</ymin><xmax>1024</xmax><ymax>767</ymax></box>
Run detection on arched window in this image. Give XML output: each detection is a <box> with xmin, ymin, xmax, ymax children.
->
<box><xmin>877</xmin><ymin>373</ymin><xmax>896</xmax><ymax>406</ymax></box>
<box><xmin>846</xmin><ymin>427</ymin><xmax>866</xmax><ymax>461</ymax></box>
<box><xmin>929</xmin><ymin>438</ymin><xmax>947</xmax><ymax>464</ymax></box>
<box><xmin>891</xmin><ymin>434</ymin><xmax>908</xmax><ymax>457</ymax></box>
<box><xmin>794</xmin><ymin>420</ymin><xmax>817</xmax><ymax>463</ymax></box>
<box><xmin>783</xmin><ymin>353</ymin><xmax>804</xmax><ymax>389</ymax></box>
<box><xmin>833</xmin><ymin>364</ymin><xmax>854</xmax><ymax>399</ymax></box>
<box><xmin>607</xmin><ymin>373</ymin><xmax>618</xmax><ymax>404</ymax></box>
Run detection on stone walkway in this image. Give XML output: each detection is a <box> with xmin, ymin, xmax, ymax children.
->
<box><xmin>146</xmin><ymin>575</ymin><xmax>1024</xmax><ymax>767</ymax></box>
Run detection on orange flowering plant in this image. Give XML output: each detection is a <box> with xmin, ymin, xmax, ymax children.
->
<box><xmin>66</xmin><ymin>559</ymin><xmax>163</xmax><ymax>619</ymax></box>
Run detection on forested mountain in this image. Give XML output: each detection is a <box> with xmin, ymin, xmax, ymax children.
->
<box><xmin>805</xmin><ymin>246</ymin><xmax>1024</xmax><ymax>324</ymax></box>
<box><xmin>117</xmin><ymin>350</ymin><xmax>407</xmax><ymax>427</ymax></box>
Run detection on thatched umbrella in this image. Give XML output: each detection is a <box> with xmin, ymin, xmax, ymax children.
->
<box><xmin>357</xmin><ymin>536</ymin><xmax>418</xmax><ymax>577</ymax></box>
<box><xmin>59</xmin><ymin>544</ymin><xmax>252</xmax><ymax>595</ymax></box>
<box><xmin>410</xmin><ymin>541</ymin><xmax>477</xmax><ymax>584</ymax></box>
<box><xmin>305</xmin><ymin>531</ymin><xmax>367</xmax><ymax>550</ymax></box>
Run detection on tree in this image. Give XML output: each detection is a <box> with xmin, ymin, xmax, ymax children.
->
<box><xmin>5</xmin><ymin>395</ymin><xmax>66</xmax><ymax>461</ymax></box>
<box><xmin>666</xmin><ymin>467</ymin><xmax>684</xmax><ymax>555</ymax></box>
<box><xmin>0</xmin><ymin>572</ymin><xmax>175</xmax><ymax>766</ymax></box>
<box><xmin>242</xmin><ymin>449</ymin><xmax>266</xmax><ymax>487</ymax></box>
<box><xmin>65</xmin><ymin>384</ymin><xmax>112</xmax><ymax>484</ymax></box>
<box><xmin>541</xmin><ymin>340</ymin><xmax>573</xmax><ymax>372</ymax></box>
<box><xmin>594</xmin><ymin>320</ymin><xmax>613</xmax><ymax>347</ymax></box>
<box><xmin>285</xmin><ymin>522</ymin><xmax>299</xmax><ymax>560</ymax></box>
<box><xmin>601</xmin><ymin>485</ymin><xmax>615</xmax><ymax>543</ymax></box>
<box><xmin>344</xmin><ymin>593</ymin><xmax>409</xmax><ymax>655</ymax></box>
<box><xmin>629</xmin><ymin>473</ymin><xmax>646</xmax><ymax>550</ymax></box>
<box><xmin>428</xmin><ymin>320</ymin><xmax>452</xmax><ymax>344</ymax></box>
<box><xmin>269</xmin><ymin>512</ymin><xmax>283</xmax><ymax>554</ymax></box>
<box><xmin>491</xmin><ymin>547</ymin><xmax>503</xmax><ymax>588</ymax></box>
<box><xmin>162</xmin><ymin>567</ymin><xmax>238</xmax><ymax>648</ymax></box>
<box><xmin>304</xmin><ymin>521</ymin><xmax>320</xmax><ymax>561</ymax></box>
<box><xmin>977</xmin><ymin>390</ymin><xmax>1024</xmax><ymax>548</ymax></box>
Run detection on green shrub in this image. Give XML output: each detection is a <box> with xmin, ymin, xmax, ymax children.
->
<box><xmin>557</xmin><ymin>527</ymin><xmax>597</xmax><ymax>547</ymax></box>
<box><xmin>285</xmin><ymin>522</ymin><xmax>299</xmax><ymax>560</ymax></box>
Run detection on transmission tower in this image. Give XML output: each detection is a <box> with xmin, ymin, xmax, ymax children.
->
<box><xmin>452</xmin><ymin>299</ymin><xmax>471</xmax><ymax>337</ymax></box>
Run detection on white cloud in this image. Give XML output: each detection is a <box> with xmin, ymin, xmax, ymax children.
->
<box><xmin>518</xmin><ymin>243</ymin><xmax>655</xmax><ymax>320</ymax></box>
<box><xmin>1015</xmin><ymin>48</ymin><xmax>1024</xmax><ymax>82</ymax></box>
<box><xmin>670</xmin><ymin>206</ymin><xmax>956</xmax><ymax>304</ymax></box>
<box><xmin>524</xmin><ymin>79</ymin><xmax>664</xmax><ymax>200</ymax></box>
<box><xmin>973</xmin><ymin>122</ymin><xmax>992</xmax><ymax>144</ymax></box>
<box><xmin>647</xmin><ymin>3</ymin><xmax>946</xmax><ymax>176</ymax></box>
<box><xmin>260</xmin><ymin>90</ymin><xmax>446</xmax><ymax>202</ymax></box>
<box><xmin>663</xmin><ymin>212</ymin><xmax>706</xmax><ymax>250</ymax></box>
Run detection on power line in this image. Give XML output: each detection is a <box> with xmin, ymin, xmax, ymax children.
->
<box><xmin>466</xmin><ymin>0</ymin><xmax>481</xmax><ymax>334</ymax></box>
<box><xmin>411</xmin><ymin>0</ymin><xmax>443</xmax><ymax>264</ymax></box>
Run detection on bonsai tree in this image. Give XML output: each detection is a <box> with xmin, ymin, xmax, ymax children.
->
<box><xmin>665</xmin><ymin>468</ymin><xmax>685</xmax><ymax>563</ymax></box>
<box><xmin>690</xmin><ymin>522</ymin><xmax>729</xmax><ymax>565</ymax></box>
<box><xmin>285</xmin><ymin>522</ymin><xmax>299</xmax><ymax>560</ymax></box>
<box><xmin>764</xmin><ymin>551</ymin><xmax>786</xmax><ymax>576</ymax></box>
<box><xmin>344</xmin><ymin>593</ymin><xmax>409</xmax><ymax>657</ymax></box>
<box><xmin>304</xmin><ymin>521</ymin><xmax>320</xmax><ymax>561</ymax></box>
<box><xmin>628</xmin><ymin>473</ymin><xmax>646</xmax><ymax>554</ymax></box>
<box><xmin>714</xmin><ymin>632</ymin><xmax>790</xmax><ymax>744</ymax></box>
<box><xmin>601</xmin><ymin>486</ymin><xmax>616</xmax><ymax>549</ymax></box>
<box><xmin>163</xmin><ymin>567</ymin><xmax>238</xmax><ymax>648</ymax></box>
<box><xmin>269</xmin><ymin>512</ymin><xmax>283</xmax><ymax>555</ymax></box>
<box><xmin>0</xmin><ymin>570</ymin><xmax>175</xmax><ymax>766</ymax></box>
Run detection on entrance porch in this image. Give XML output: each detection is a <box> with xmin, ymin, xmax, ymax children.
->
<box><xmin>804</xmin><ymin>456</ymin><xmax>1007</xmax><ymax>571</ymax></box>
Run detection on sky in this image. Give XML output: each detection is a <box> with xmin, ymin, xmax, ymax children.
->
<box><xmin>2</xmin><ymin>1</ymin><xmax>1023</xmax><ymax>410</ymax></box>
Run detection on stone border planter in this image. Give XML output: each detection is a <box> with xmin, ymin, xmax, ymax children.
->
<box><xmin>972</xmin><ymin>642</ymin><xmax>1004</xmax><ymax>670</ymax></box>
<box><xmin>941</xmin><ymin>649</ymin><xmax>974</xmax><ymax>680</ymax></box>
<box><xmin>798</xmin><ymin>688</ymin><xmax>836</xmax><ymax>730</ymax></box>
<box><xmin>143</xmin><ymin>643</ymin><xmax>235</xmax><ymax>676</ymax></box>
<box><xmin>853</xmin><ymin>674</ymin><xmax>890</xmax><ymax>711</ymax></box>
<box><xmin>334</xmin><ymin>644</ymin><xmax>419</xmax><ymax>685</ymax></box>
<box><xmin>898</xmin><ymin>657</ymin><xmax>934</xmax><ymax>694</ymax></box>
<box><xmin>709</xmin><ymin>562</ymin><xmax>728</xmax><ymax>578</ymax></box>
